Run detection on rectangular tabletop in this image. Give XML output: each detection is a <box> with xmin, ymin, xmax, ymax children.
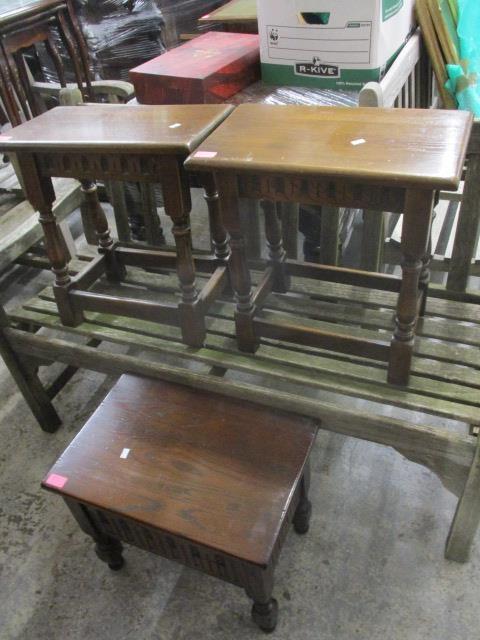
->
<box><xmin>0</xmin><ymin>104</ymin><xmax>234</xmax><ymax>155</ymax></box>
<box><xmin>43</xmin><ymin>375</ymin><xmax>317</xmax><ymax>566</ymax></box>
<box><xmin>199</xmin><ymin>0</ymin><xmax>257</xmax><ymax>24</ymax></box>
<box><xmin>185</xmin><ymin>104</ymin><xmax>473</xmax><ymax>190</ymax></box>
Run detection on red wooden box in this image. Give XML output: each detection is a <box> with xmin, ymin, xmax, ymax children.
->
<box><xmin>129</xmin><ymin>31</ymin><xmax>260</xmax><ymax>105</ymax></box>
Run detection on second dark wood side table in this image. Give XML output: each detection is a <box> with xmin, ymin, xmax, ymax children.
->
<box><xmin>185</xmin><ymin>104</ymin><xmax>472</xmax><ymax>385</ymax></box>
<box><xmin>0</xmin><ymin>103</ymin><xmax>233</xmax><ymax>347</ymax></box>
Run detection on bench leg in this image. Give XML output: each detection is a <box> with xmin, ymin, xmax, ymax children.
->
<box><xmin>445</xmin><ymin>435</ymin><xmax>480</xmax><ymax>562</ymax></box>
<box><xmin>0</xmin><ymin>308</ymin><xmax>61</xmax><ymax>432</ymax></box>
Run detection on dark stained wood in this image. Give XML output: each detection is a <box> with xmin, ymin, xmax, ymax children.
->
<box><xmin>0</xmin><ymin>0</ymin><xmax>92</xmax><ymax>123</ymax></box>
<box><xmin>262</xmin><ymin>200</ymin><xmax>289</xmax><ymax>293</ymax></box>
<box><xmin>0</xmin><ymin>104</ymin><xmax>235</xmax><ymax>155</ymax></box>
<box><xmin>254</xmin><ymin>317</ymin><xmax>391</xmax><ymax>362</ymax></box>
<box><xmin>200</xmin><ymin>172</ymin><xmax>230</xmax><ymax>262</ymax></box>
<box><xmin>185</xmin><ymin>104</ymin><xmax>472</xmax><ymax>190</ymax></box>
<box><xmin>216</xmin><ymin>171</ymin><xmax>259</xmax><ymax>353</ymax></box>
<box><xmin>0</xmin><ymin>104</ymin><xmax>234</xmax><ymax>347</ymax></box>
<box><xmin>388</xmin><ymin>189</ymin><xmax>435</xmax><ymax>385</ymax></box>
<box><xmin>237</xmin><ymin>173</ymin><xmax>407</xmax><ymax>213</ymax></box>
<box><xmin>186</xmin><ymin>104</ymin><xmax>472</xmax><ymax>384</ymax></box>
<box><xmin>42</xmin><ymin>374</ymin><xmax>317</xmax><ymax>629</ymax></box>
<box><xmin>69</xmin><ymin>291</ymin><xmax>178</xmax><ymax>325</ymax></box>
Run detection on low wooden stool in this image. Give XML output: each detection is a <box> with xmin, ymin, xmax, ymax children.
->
<box><xmin>42</xmin><ymin>375</ymin><xmax>318</xmax><ymax>632</ymax></box>
<box><xmin>185</xmin><ymin>104</ymin><xmax>472</xmax><ymax>385</ymax></box>
<box><xmin>0</xmin><ymin>104</ymin><xmax>233</xmax><ymax>347</ymax></box>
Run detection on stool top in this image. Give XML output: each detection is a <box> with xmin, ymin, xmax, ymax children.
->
<box><xmin>42</xmin><ymin>375</ymin><xmax>317</xmax><ymax>566</ymax></box>
<box><xmin>185</xmin><ymin>104</ymin><xmax>473</xmax><ymax>190</ymax></box>
<box><xmin>0</xmin><ymin>104</ymin><xmax>234</xmax><ymax>155</ymax></box>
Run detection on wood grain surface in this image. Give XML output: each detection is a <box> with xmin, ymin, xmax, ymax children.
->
<box><xmin>43</xmin><ymin>374</ymin><xmax>317</xmax><ymax>565</ymax></box>
<box><xmin>0</xmin><ymin>104</ymin><xmax>234</xmax><ymax>154</ymax></box>
<box><xmin>185</xmin><ymin>104</ymin><xmax>472</xmax><ymax>190</ymax></box>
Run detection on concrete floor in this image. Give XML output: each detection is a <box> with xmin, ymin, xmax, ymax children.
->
<box><xmin>0</xmin><ymin>197</ymin><xmax>479</xmax><ymax>640</ymax></box>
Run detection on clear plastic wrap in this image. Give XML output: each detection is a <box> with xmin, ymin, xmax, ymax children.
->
<box><xmin>154</xmin><ymin>1</ymin><xmax>227</xmax><ymax>47</ymax></box>
<box><xmin>230</xmin><ymin>82</ymin><xmax>358</xmax><ymax>107</ymax></box>
<box><xmin>73</xmin><ymin>0</ymin><xmax>166</xmax><ymax>81</ymax></box>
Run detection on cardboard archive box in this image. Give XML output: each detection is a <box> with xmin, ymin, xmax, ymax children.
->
<box><xmin>258</xmin><ymin>0</ymin><xmax>416</xmax><ymax>89</ymax></box>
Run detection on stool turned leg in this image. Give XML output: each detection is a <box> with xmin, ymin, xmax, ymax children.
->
<box><xmin>245</xmin><ymin>570</ymin><xmax>278</xmax><ymax>633</ymax></box>
<box><xmin>201</xmin><ymin>172</ymin><xmax>230</xmax><ymax>263</ymax></box>
<box><xmin>216</xmin><ymin>173</ymin><xmax>259</xmax><ymax>353</ymax></box>
<box><xmin>80</xmin><ymin>180</ymin><xmax>125</xmax><ymax>281</ymax></box>
<box><xmin>162</xmin><ymin>163</ymin><xmax>205</xmax><ymax>348</ymax></box>
<box><xmin>15</xmin><ymin>153</ymin><xmax>82</xmax><ymax>326</ymax></box>
<box><xmin>65</xmin><ymin>499</ymin><xmax>124</xmax><ymax>571</ymax></box>
<box><xmin>293</xmin><ymin>462</ymin><xmax>312</xmax><ymax>535</ymax></box>
<box><xmin>261</xmin><ymin>200</ymin><xmax>290</xmax><ymax>293</ymax></box>
<box><xmin>94</xmin><ymin>535</ymin><xmax>125</xmax><ymax>571</ymax></box>
<box><xmin>419</xmin><ymin>229</ymin><xmax>433</xmax><ymax>318</ymax></box>
<box><xmin>388</xmin><ymin>190</ymin><xmax>434</xmax><ymax>386</ymax></box>
<box><xmin>251</xmin><ymin>598</ymin><xmax>279</xmax><ymax>633</ymax></box>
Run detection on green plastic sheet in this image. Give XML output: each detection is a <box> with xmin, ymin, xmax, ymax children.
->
<box><xmin>446</xmin><ymin>0</ymin><xmax>480</xmax><ymax>115</ymax></box>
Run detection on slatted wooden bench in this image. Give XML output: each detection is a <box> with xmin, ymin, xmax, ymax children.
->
<box><xmin>1</xmin><ymin>245</ymin><xmax>479</xmax><ymax>563</ymax></box>
<box><xmin>359</xmin><ymin>32</ymin><xmax>480</xmax><ymax>296</ymax></box>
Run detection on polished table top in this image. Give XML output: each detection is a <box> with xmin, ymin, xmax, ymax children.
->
<box><xmin>185</xmin><ymin>104</ymin><xmax>473</xmax><ymax>190</ymax></box>
<box><xmin>199</xmin><ymin>0</ymin><xmax>257</xmax><ymax>24</ymax></box>
<box><xmin>43</xmin><ymin>375</ymin><xmax>317</xmax><ymax>565</ymax></box>
<box><xmin>0</xmin><ymin>103</ymin><xmax>234</xmax><ymax>155</ymax></box>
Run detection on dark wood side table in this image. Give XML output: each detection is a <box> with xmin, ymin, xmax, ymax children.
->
<box><xmin>186</xmin><ymin>104</ymin><xmax>472</xmax><ymax>385</ymax></box>
<box><xmin>0</xmin><ymin>103</ymin><xmax>233</xmax><ymax>347</ymax></box>
<box><xmin>42</xmin><ymin>374</ymin><xmax>318</xmax><ymax>632</ymax></box>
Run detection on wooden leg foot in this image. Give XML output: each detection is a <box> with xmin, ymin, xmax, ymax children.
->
<box><xmin>251</xmin><ymin>598</ymin><xmax>278</xmax><ymax>633</ymax></box>
<box><xmin>94</xmin><ymin>536</ymin><xmax>124</xmax><ymax>571</ymax></box>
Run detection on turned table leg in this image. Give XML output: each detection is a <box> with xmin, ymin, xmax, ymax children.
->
<box><xmin>80</xmin><ymin>180</ymin><xmax>125</xmax><ymax>280</ymax></box>
<box><xmin>245</xmin><ymin>569</ymin><xmax>278</xmax><ymax>633</ymax></box>
<box><xmin>94</xmin><ymin>535</ymin><xmax>125</xmax><ymax>571</ymax></box>
<box><xmin>216</xmin><ymin>172</ymin><xmax>258</xmax><ymax>353</ymax></box>
<box><xmin>15</xmin><ymin>153</ymin><xmax>82</xmax><ymax>326</ymax></box>
<box><xmin>293</xmin><ymin>462</ymin><xmax>312</xmax><ymax>535</ymax></box>
<box><xmin>162</xmin><ymin>163</ymin><xmax>205</xmax><ymax>347</ymax></box>
<box><xmin>388</xmin><ymin>189</ymin><xmax>434</xmax><ymax>385</ymax></box>
<box><xmin>65</xmin><ymin>499</ymin><xmax>124</xmax><ymax>570</ymax></box>
<box><xmin>261</xmin><ymin>200</ymin><xmax>290</xmax><ymax>292</ymax></box>
<box><xmin>201</xmin><ymin>172</ymin><xmax>230</xmax><ymax>263</ymax></box>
